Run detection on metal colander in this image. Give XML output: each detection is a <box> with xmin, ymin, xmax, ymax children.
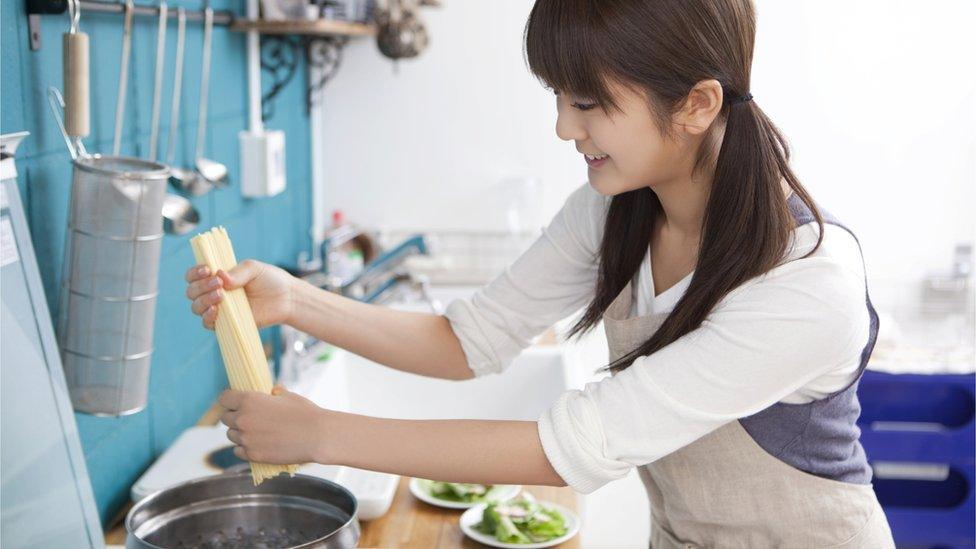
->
<box><xmin>125</xmin><ymin>472</ymin><xmax>360</xmax><ymax>549</ymax></box>
<box><xmin>57</xmin><ymin>154</ymin><xmax>168</xmax><ymax>416</ymax></box>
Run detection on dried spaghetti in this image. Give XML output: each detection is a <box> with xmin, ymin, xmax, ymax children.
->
<box><xmin>190</xmin><ymin>226</ymin><xmax>299</xmax><ymax>485</ymax></box>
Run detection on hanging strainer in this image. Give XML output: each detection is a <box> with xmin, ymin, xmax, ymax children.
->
<box><xmin>49</xmin><ymin>87</ymin><xmax>169</xmax><ymax>416</ymax></box>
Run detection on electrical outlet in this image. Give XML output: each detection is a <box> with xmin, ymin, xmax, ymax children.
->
<box><xmin>239</xmin><ymin>130</ymin><xmax>286</xmax><ymax>198</ymax></box>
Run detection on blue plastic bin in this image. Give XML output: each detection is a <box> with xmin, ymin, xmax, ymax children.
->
<box><xmin>857</xmin><ymin>370</ymin><xmax>975</xmax><ymax>549</ymax></box>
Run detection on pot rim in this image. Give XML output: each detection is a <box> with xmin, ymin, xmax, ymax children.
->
<box><xmin>124</xmin><ymin>470</ymin><xmax>360</xmax><ymax>549</ymax></box>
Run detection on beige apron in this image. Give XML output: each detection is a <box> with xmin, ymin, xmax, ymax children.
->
<box><xmin>602</xmin><ymin>280</ymin><xmax>895</xmax><ymax>549</ymax></box>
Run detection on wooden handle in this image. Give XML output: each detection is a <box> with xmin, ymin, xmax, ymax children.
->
<box><xmin>62</xmin><ymin>32</ymin><xmax>90</xmax><ymax>138</ymax></box>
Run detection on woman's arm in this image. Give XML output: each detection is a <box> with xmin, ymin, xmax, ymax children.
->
<box><xmin>187</xmin><ymin>260</ymin><xmax>474</xmax><ymax>381</ymax></box>
<box><xmin>289</xmin><ymin>279</ymin><xmax>474</xmax><ymax>381</ymax></box>
<box><xmin>327</xmin><ymin>414</ymin><xmax>565</xmax><ymax>486</ymax></box>
<box><xmin>187</xmin><ymin>183</ymin><xmax>606</xmax><ymax>381</ymax></box>
<box><xmin>220</xmin><ymin>388</ymin><xmax>567</xmax><ymax>487</ymax></box>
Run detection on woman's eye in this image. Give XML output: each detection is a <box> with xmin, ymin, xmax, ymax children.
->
<box><xmin>572</xmin><ymin>102</ymin><xmax>598</xmax><ymax>111</ymax></box>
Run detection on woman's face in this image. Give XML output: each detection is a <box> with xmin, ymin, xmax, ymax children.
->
<box><xmin>555</xmin><ymin>81</ymin><xmax>704</xmax><ymax>196</ymax></box>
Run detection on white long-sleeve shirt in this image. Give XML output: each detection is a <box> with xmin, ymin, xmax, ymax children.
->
<box><xmin>444</xmin><ymin>183</ymin><xmax>870</xmax><ymax>493</ymax></box>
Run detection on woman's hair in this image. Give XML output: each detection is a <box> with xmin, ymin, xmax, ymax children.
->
<box><xmin>525</xmin><ymin>0</ymin><xmax>823</xmax><ymax>372</ymax></box>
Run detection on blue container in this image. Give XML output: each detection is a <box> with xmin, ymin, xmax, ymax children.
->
<box><xmin>857</xmin><ymin>370</ymin><xmax>975</xmax><ymax>549</ymax></box>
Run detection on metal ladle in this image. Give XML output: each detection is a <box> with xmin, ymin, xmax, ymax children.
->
<box><xmin>193</xmin><ymin>6</ymin><xmax>229</xmax><ymax>188</ymax></box>
<box><xmin>166</xmin><ymin>7</ymin><xmax>211</xmax><ymax>196</ymax></box>
<box><xmin>162</xmin><ymin>193</ymin><xmax>200</xmax><ymax>235</ymax></box>
<box><xmin>152</xmin><ymin>4</ymin><xmax>199</xmax><ymax>234</ymax></box>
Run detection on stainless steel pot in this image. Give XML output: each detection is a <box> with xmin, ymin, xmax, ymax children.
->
<box><xmin>126</xmin><ymin>472</ymin><xmax>361</xmax><ymax>548</ymax></box>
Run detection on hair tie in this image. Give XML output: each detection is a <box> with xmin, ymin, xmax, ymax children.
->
<box><xmin>729</xmin><ymin>92</ymin><xmax>753</xmax><ymax>105</ymax></box>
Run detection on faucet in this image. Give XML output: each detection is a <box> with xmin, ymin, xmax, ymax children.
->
<box><xmin>279</xmin><ymin>233</ymin><xmax>439</xmax><ymax>387</ymax></box>
<box><xmin>341</xmin><ymin>234</ymin><xmax>428</xmax><ymax>301</ymax></box>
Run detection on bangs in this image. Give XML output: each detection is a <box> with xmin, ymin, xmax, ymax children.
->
<box><xmin>524</xmin><ymin>0</ymin><xmax>620</xmax><ymax>110</ymax></box>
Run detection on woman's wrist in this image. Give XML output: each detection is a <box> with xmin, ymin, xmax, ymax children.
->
<box><xmin>285</xmin><ymin>276</ymin><xmax>311</xmax><ymax>328</ymax></box>
<box><xmin>313</xmin><ymin>407</ymin><xmax>351</xmax><ymax>465</ymax></box>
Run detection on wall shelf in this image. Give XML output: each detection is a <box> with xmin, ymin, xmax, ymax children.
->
<box><xmin>230</xmin><ymin>19</ymin><xmax>376</xmax><ymax>37</ymax></box>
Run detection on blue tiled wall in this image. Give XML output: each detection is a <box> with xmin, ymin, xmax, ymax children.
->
<box><xmin>1</xmin><ymin>0</ymin><xmax>313</xmax><ymax>524</ymax></box>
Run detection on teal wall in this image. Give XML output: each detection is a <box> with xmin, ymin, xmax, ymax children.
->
<box><xmin>1</xmin><ymin>0</ymin><xmax>313</xmax><ymax>524</ymax></box>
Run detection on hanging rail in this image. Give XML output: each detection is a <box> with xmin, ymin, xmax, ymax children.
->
<box><xmin>26</xmin><ymin>0</ymin><xmax>236</xmax><ymax>51</ymax></box>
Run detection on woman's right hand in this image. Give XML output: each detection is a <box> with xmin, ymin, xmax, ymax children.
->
<box><xmin>185</xmin><ymin>259</ymin><xmax>297</xmax><ymax>330</ymax></box>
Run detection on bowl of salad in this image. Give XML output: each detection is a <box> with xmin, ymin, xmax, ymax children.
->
<box><xmin>410</xmin><ymin>479</ymin><xmax>522</xmax><ymax>510</ymax></box>
<box><xmin>459</xmin><ymin>493</ymin><xmax>579</xmax><ymax>548</ymax></box>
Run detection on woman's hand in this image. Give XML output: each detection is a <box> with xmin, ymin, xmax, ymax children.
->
<box><xmin>185</xmin><ymin>259</ymin><xmax>296</xmax><ymax>330</ymax></box>
<box><xmin>219</xmin><ymin>387</ymin><xmax>332</xmax><ymax>465</ymax></box>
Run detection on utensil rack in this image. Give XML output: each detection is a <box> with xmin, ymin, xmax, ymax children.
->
<box><xmin>25</xmin><ymin>0</ymin><xmax>235</xmax><ymax>51</ymax></box>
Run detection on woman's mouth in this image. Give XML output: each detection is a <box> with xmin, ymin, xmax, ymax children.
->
<box><xmin>584</xmin><ymin>153</ymin><xmax>610</xmax><ymax>168</ymax></box>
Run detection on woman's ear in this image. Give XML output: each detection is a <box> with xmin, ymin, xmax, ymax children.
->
<box><xmin>673</xmin><ymin>79</ymin><xmax>724</xmax><ymax>136</ymax></box>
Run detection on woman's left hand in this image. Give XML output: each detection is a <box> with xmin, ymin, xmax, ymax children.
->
<box><xmin>219</xmin><ymin>387</ymin><xmax>331</xmax><ymax>465</ymax></box>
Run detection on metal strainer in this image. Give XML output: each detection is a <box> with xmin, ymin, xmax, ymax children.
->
<box><xmin>125</xmin><ymin>472</ymin><xmax>360</xmax><ymax>549</ymax></box>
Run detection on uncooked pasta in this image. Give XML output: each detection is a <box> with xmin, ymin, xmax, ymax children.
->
<box><xmin>190</xmin><ymin>226</ymin><xmax>299</xmax><ymax>485</ymax></box>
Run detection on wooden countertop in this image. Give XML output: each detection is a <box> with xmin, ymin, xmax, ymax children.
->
<box><xmin>358</xmin><ymin>478</ymin><xmax>580</xmax><ymax>548</ymax></box>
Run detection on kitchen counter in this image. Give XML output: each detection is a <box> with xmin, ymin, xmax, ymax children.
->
<box><xmin>358</xmin><ymin>477</ymin><xmax>579</xmax><ymax>548</ymax></box>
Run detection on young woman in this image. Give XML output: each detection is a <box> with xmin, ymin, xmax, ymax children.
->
<box><xmin>185</xmin><ymin>0</ymin><xmax>893</xmax><ymax>545</ymax></box>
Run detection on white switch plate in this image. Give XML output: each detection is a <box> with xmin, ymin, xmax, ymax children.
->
<box><xmin>239</xmin><ymin>129</ymin><xmax>286</xmax><ymax>198</ymax></box>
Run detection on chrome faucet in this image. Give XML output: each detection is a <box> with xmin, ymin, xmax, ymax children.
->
<box><xmin>280</xmin><ymin>232</ymin><xmax>439</xmax><ymax>387</ymax></box>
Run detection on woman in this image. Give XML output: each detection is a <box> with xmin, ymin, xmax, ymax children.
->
<box><xmin>185</xmin><ymin>0</ymin><xmax>893</xmax><ymax>545</ymax></box>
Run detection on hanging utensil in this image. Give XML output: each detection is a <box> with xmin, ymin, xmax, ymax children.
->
<box><xmin>48</xmin><ymin>87</ymin><xmax>87</xmax><ymax>159</ymax></box>
<box><xmin>194</xmin><ymin>5</ymin><xmax>229</xmax><ymax>188</ymax></box>
<box><xmin>148</xmin><ymin>0</ymin><xmax>168</xmax><ymax>161</ymax></box>
<box><xmin>154</xmin><ymin>6</ymin><xmax>201</xmax><ymax>233</ymax></box>
<box><xmin>112</xmin><ymin>0</ymin><xmax>135</xmax><ymax>156</ymax></box>
<box><xmin>49</xmin><ymin>83</ymin><xmax>171</xmax><ymax>416</ymax></box>
<box><xmin>145</xmin><ymin>2</ymin><xmax>199</xmax><ymax>235</ymax></box>
<box><xmin>165</xmin><ymin>8</ymin><xmax>209</xmax><ymax>196</ymax></box>
<box><xmin>62</xmin><ymin>0</ymin><xmax>89</xmax><ymax>148</ymax></box>
<box><xmin>161</xmin><ymin>194</ymin><xmax>200</xmax><ymax>235</ymax></box>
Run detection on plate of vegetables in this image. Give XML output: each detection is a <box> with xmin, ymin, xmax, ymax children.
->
<box><xmin>410</xmin><ymin>478</ymin><xmax>522</xmax><ymax>510</ymax></box>
<box><xmin>459</xmin><ymin>493</ymin><xmax>579</xmax><ymax>548</ymax></box>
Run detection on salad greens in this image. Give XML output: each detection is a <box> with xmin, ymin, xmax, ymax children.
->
<box><xmin>474</xmin><ymin>495</ymin><xmax>568</xmax><ymax>544</ymax></box>
<box><xmin>421</xmin><ymin>480</ymin><xmax>493</xmax><ymax>503</ymax></box>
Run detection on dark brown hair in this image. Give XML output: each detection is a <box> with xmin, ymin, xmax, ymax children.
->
<box><xmin>525</xmin><ymin>0</ymin><xmax>823</xmax><ymax>372</ymax></box>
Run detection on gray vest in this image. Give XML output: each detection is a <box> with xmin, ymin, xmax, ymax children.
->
<box><xmin>738</xmin><ymin>195</ymin><xmax>879</xmax><ymax>484</ymax></box>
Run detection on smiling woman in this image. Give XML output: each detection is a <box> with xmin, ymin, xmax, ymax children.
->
<box><xmin>524</xmin><ymin>0</ymin><xmax>824</xmax><ymax>369</ymax></box>
<box><xmin>182</xmin><ymin>1</ymin><xmax>896</xmax><ymax>546</ymax></box>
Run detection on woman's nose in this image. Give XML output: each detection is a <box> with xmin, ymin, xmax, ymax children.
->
<box><xmin>555</xmin><ymin>100</ymin><xmax>587</xmax><ymax>142</ymax></box>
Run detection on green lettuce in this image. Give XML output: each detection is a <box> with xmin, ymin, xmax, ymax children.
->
<box><xmin>423</xmin><ymin>480</ymin><xmax>492</xmax><ymax>503</ymax></box>
<box><xmin>474</xmin><ymin>496</ymin><xmax>568</xmax><ymax>544</ymax></box>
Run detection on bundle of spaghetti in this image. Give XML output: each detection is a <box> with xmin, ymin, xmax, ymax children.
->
<box><xmin>190</xmin><ymin>226</ymin><xmax>299</xmax><ymax>485</ymax></box>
